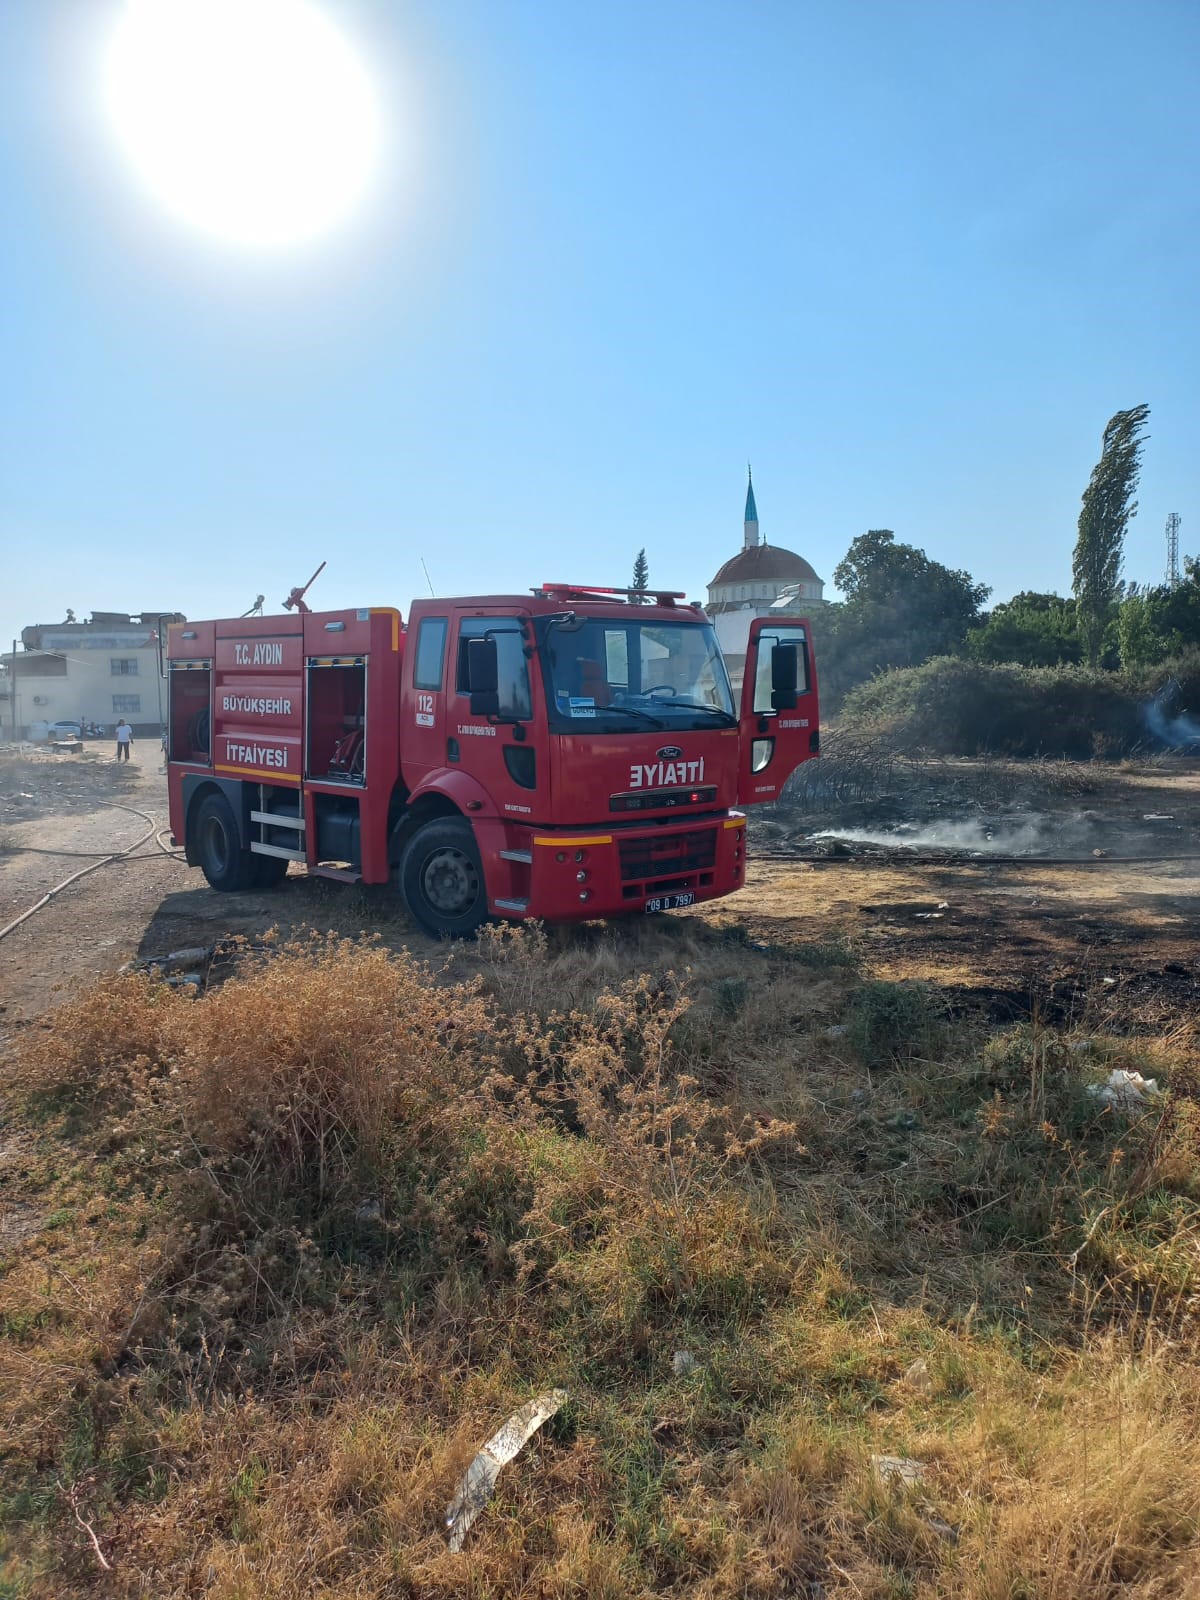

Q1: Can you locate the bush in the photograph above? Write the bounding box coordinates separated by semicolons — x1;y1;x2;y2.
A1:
838;657;1142;757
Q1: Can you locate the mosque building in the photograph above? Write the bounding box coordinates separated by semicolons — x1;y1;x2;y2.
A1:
705;469;824;687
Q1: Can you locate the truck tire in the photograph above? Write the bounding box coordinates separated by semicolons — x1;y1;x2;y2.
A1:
194;793;257;893
398;816;488;938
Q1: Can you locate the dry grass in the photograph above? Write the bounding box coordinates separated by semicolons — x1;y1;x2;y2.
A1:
3;926;1200;1598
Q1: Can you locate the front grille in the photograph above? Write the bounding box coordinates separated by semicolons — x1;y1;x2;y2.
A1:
618;827;717;885
611;785;717;812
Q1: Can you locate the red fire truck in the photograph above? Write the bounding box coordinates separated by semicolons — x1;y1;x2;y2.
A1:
164;585;818;937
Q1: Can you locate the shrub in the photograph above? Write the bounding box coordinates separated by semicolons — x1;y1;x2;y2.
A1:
13;971;185;1108
844;981;946;1068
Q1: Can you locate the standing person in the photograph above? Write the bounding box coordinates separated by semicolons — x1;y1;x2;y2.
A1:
115;718;133;761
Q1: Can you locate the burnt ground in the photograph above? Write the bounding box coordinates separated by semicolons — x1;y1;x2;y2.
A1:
1;750;1199;1041
730;754;1200;1032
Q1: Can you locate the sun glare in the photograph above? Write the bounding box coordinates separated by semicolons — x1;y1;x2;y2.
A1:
101;0;382;251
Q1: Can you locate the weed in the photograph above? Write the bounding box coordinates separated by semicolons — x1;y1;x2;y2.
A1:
844;981;946;1068
3;930;1200;1597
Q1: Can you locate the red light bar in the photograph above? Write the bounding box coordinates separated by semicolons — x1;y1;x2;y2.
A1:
538;583;688;602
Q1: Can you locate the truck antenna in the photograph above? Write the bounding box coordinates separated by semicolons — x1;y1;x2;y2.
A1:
420;558;435;597
282;561;326;614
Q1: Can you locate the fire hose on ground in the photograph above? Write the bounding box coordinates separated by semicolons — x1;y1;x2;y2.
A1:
0;802;181;946
753;848;1200;867
3;807;1199;949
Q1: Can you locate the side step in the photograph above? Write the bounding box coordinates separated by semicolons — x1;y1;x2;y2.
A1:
250;842;306;862
251;798;307;863
493;897;529;913
311;864;362;883
251;809;304;830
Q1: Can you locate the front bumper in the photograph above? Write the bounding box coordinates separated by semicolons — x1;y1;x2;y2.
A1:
488;812;748;921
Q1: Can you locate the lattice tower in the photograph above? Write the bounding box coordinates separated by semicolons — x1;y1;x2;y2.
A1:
1166;512;1182;588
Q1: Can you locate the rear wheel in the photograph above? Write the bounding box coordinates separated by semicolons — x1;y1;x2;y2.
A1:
398;817;488;938
194;793;256;893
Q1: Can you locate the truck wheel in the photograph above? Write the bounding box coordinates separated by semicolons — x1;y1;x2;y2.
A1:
398;817;487;938
194;793;256;893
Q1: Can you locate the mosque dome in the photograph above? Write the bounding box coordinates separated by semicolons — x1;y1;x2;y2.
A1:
706;469;824;613
711;544;822;589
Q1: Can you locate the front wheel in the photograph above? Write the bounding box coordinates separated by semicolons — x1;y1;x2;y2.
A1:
397;817;488;938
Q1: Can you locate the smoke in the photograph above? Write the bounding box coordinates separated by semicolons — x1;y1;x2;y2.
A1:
811;815;1068;857
1143;679;1200;749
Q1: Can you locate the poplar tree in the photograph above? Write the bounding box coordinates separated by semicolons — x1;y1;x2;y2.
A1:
632;548;649;598
1072;405;1150;666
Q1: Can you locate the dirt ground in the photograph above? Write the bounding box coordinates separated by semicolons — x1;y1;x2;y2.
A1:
2;749;1198;1041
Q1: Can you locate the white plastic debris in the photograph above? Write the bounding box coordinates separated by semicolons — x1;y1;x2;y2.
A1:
672;1350;697;1376
163;946;210;968
445;1389;567;1552
1086;1068;1160;1112
871;1455;926;1488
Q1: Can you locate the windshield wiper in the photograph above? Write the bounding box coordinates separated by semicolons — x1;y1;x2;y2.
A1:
655;700;736;719
593;704;666;729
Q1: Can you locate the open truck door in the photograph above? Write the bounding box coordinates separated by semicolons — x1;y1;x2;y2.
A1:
736;616;819;806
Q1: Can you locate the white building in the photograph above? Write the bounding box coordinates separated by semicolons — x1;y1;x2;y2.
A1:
3;611;183;739
706;471;823;687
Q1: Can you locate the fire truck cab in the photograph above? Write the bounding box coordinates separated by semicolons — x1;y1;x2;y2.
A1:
165;586;818;936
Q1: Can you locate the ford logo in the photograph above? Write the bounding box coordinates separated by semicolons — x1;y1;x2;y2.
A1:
656;745;684;759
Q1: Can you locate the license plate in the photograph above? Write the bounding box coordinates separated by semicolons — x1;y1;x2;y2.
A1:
645;892;695;913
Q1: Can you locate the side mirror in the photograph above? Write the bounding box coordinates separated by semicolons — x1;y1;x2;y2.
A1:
770;642;799;711
467;636;500;718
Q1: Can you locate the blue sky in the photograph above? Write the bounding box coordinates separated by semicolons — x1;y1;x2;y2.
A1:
2;0;1197;649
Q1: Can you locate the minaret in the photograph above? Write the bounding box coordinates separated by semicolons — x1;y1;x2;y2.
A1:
743;464;759;551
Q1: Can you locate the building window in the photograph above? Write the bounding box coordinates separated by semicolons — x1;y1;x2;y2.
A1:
111;657;139;675
112;694;141;715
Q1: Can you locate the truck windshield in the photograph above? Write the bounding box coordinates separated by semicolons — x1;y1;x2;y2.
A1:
537;617;736;731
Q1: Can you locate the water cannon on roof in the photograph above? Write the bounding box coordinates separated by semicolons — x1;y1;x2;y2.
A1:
283;561;327;614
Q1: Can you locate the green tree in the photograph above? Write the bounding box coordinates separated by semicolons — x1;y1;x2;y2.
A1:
632;548;649;598
1072;404;1150;666
815;530;989;709
967;592;1081;666
1117;592;1156;670
1110;560;1200;668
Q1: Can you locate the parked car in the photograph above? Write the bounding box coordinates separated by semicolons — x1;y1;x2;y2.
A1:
47;720;83;740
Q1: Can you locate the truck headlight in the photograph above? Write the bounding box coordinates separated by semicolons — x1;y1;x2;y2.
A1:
751;738;774;773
